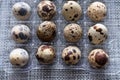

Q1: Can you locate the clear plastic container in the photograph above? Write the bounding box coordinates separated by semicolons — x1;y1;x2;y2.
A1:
1;0;120;75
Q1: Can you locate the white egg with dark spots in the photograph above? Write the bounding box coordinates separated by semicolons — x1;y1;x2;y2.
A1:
12;2;31;20
88;49;109;68
37;0;56;20
88;23;108;45
87;1;107;22
9;48;29;67
62;1;82;22
11;24;31;43
37;21;56;42
36;45;56;64
62;46;81;65
64;23;82;42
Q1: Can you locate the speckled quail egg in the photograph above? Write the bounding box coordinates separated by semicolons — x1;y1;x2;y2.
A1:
11;24;31;43
36;45;56;64
37;21;56;42
88;23;108;45
62;1;82;22
12;2;31;20
62;46;81;65
87;1;107;22
37;0;56;20
64;23;82;42
9;48;29;67
88;49;109;68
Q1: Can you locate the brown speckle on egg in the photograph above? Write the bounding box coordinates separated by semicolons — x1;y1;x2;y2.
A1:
77;55;80;59
73;49;76;53
65;9;68;11
74;14;78;18
65;55;70;61
88;34;93;42
42;5;51;12
90;53;94;56
73;56;76;60
95;52;108;66
70;7;73;9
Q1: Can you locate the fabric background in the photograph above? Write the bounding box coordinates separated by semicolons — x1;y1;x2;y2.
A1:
1;0;120;80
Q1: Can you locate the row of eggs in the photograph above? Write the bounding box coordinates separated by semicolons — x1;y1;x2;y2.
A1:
10;45;109;68
12;1;107;22
11;22;108;45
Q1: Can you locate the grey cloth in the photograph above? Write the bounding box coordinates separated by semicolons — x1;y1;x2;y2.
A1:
1;0;120;80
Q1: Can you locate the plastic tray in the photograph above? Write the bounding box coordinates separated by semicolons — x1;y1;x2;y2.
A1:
1;0;120;75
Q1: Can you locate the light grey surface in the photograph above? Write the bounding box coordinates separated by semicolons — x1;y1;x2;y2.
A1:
1;0;120;79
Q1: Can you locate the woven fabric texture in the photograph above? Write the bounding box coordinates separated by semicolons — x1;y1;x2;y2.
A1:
1;0;120;80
